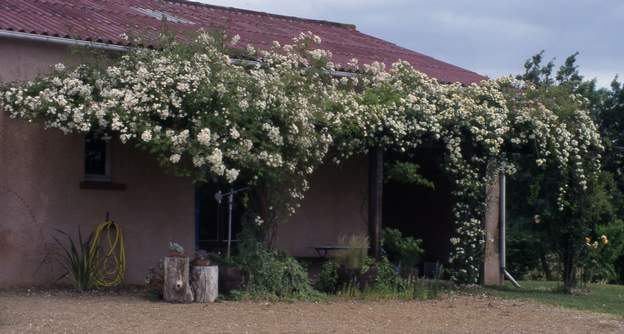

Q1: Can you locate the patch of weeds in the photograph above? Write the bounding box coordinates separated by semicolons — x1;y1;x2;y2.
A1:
336;277;450;301
319;254;452;301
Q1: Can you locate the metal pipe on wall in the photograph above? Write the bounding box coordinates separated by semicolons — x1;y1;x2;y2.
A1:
500;172;506;273
499;171;520;288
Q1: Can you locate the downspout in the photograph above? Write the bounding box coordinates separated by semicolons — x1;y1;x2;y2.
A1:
499;171;520;287
499;172;506;280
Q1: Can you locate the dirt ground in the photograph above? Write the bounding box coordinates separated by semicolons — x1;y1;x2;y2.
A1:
0;290;622;334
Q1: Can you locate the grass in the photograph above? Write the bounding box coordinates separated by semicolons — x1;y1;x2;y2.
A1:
478;281;624;317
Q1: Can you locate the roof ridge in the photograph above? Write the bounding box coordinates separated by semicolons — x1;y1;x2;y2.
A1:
339;29;482;76
163;0;357;30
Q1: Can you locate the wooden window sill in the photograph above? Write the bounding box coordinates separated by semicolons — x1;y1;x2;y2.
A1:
79;181;126;190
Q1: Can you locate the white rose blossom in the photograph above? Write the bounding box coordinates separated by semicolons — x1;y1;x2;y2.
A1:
141;130;152;142
169;154;181;164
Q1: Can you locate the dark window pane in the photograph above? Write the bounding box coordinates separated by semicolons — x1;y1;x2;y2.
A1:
197;185;220;241
85;135;107;175
196;183;245;253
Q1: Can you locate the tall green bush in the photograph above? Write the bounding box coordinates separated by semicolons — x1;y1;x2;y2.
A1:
382;228;423;269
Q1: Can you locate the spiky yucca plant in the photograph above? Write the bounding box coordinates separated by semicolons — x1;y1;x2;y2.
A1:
53;228;98;291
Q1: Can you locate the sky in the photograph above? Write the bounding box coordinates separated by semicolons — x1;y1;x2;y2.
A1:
192;0;623;87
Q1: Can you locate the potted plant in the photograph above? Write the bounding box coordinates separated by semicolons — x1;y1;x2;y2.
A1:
168;241;186;257
191;249;212;267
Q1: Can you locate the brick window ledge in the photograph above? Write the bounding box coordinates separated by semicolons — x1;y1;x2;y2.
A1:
79;180;126;190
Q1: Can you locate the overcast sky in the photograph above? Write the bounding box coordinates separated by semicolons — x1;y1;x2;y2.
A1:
193;0;622;87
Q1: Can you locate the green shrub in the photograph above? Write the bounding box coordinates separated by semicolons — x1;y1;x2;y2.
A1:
316;261;339;293
372;256;399;288
233;226;315;299
382;228;423;269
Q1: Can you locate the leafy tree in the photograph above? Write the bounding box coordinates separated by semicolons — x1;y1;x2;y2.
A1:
510;51;624;290
517;50;555;86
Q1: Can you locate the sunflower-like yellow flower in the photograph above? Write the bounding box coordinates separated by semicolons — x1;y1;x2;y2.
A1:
601;235;608;246
585;236;592;245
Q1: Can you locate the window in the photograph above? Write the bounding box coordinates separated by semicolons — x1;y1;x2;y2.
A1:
84;132;111;182
195;183;244;253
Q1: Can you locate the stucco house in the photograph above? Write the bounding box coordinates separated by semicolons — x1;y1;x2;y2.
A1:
0;0;489;287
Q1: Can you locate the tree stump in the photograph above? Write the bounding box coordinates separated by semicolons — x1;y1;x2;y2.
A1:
163;257;194;303
191;265;218;303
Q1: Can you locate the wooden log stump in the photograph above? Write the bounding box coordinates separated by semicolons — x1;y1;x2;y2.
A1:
163;256;194;303
191;265;218;303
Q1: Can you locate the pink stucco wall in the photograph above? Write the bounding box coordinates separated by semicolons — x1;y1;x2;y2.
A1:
0;37;368;288
276;158;369;257
0;38;195;287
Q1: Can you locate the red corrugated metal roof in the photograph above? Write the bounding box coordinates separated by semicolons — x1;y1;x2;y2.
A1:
0;0;486;84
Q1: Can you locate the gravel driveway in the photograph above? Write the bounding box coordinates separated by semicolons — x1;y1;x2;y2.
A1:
1;290;622;333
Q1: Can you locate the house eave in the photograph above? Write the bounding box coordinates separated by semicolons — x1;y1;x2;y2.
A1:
0;30;131;52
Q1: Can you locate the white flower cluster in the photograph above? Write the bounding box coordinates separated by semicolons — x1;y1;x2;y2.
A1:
197;128;211;146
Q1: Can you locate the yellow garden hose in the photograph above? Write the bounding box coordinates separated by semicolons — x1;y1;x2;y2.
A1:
89;220;126;287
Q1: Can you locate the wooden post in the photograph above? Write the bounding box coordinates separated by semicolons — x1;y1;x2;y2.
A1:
368;148;383;259
483;174;502;285
163;257;194;303
191;265;219;303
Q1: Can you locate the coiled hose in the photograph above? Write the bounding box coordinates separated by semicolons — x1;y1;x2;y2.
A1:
89;220;126;287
